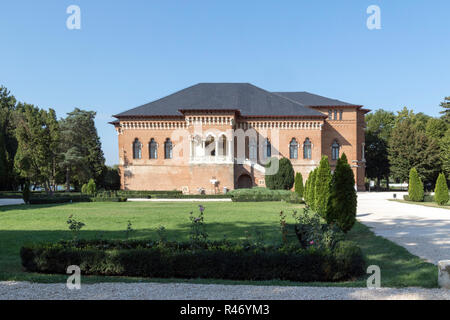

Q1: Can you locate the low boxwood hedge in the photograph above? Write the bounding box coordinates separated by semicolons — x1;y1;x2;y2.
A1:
229;188;301;203
403;194;435;202
20;239;364;282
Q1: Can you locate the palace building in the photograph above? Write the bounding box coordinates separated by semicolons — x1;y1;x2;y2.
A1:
111;83;369;193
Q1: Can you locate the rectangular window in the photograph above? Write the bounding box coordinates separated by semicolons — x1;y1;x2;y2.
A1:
339;110;343;120
334;110;338;120
328;110;332;120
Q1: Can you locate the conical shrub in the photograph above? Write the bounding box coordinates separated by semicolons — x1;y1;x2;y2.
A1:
408;168;424;202
434;173;449;205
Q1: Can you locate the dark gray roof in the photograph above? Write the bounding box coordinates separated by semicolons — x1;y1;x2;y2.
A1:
273;91;357;107
114;83;325;118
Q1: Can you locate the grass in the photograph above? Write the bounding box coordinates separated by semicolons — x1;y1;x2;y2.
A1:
390;199;450;210
0;201;437;287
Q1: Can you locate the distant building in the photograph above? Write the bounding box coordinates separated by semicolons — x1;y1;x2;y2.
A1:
111;83;369;193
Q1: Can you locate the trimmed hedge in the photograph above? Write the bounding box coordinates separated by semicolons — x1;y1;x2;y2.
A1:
229;188;299;202
20;239;365;282
403;194;441;203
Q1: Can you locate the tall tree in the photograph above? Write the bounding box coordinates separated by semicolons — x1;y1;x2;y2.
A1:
365;109;395;188
441;129;450;180
440;97;450;124
365;109;396;141
14;104;60;194
365;131;390;188
0;86;18;190
60;108;106;189
388;119;441;184
426;117;448;141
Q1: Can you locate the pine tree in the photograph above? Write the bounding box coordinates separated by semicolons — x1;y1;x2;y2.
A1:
265;157;295;190
434;173;449;205
294;172;304;198
408;167;424;202
326;153;357;233
314;156;332;217
440;97;450;124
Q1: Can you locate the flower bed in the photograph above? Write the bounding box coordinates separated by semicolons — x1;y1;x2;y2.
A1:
20;239;365;282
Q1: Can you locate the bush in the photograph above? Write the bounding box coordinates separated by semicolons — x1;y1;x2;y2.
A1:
294;172;304;198
434;173;449;205
408;168;424;202
229;188;294;202
314;156;332;217
86;179;97;196
20;239;365;282
265;158;295;190
306;169;318;209
325;153;357;233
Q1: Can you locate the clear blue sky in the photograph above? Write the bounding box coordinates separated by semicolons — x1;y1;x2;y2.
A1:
1;1;449;165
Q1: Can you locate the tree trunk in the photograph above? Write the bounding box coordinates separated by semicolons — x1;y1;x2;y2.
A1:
65;167;71;192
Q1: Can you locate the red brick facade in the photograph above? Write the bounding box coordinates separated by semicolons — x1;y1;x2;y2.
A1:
111;84;369;193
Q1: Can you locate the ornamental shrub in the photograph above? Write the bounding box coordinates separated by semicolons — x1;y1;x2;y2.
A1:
326;153;357;233
86;178;97;196
314;156;332;217
265;158;295;190
294;172;304;198
408;168;424;202
434;173;449;205
307;169;318;209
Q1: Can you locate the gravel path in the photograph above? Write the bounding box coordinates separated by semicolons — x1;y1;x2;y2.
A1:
0;199;24;206
357;192;450;264
1;281;449;300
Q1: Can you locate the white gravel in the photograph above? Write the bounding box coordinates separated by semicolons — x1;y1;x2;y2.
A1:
357;192;450;264
1;281;449;300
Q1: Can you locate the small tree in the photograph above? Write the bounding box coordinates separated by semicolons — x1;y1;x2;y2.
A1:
307;169;318;209
294;172;304;198
434;173;449;205
265;158;295;190
314;156;332;217
408;167;424;202
22;180;31;204
86;178;97;195
326;153;357;233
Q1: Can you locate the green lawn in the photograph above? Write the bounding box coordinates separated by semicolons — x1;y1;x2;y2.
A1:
0;201;437;287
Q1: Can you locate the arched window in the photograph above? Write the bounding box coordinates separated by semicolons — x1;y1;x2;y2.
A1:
133;138;142;159
164;138;173;159
218;135;227;156
249;138;257;160
205;135;215;156
303;138;312;159
289;138;298;159
149;138;157;159
265;138;271;158
332;140;340;160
